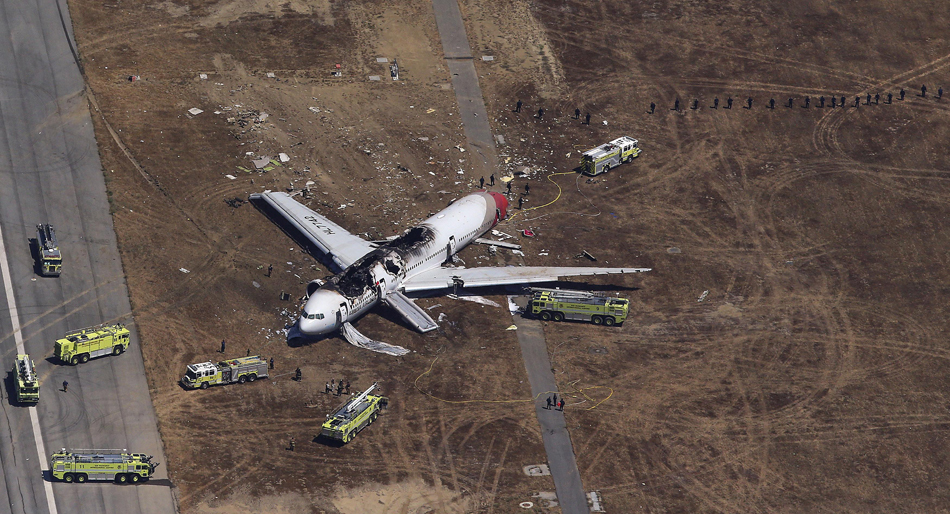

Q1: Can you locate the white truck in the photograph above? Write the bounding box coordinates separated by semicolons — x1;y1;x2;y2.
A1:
181;355;268;389
581;136;641;176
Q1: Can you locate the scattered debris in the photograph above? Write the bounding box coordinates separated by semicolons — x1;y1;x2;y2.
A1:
225;174;236;180
481;55;495;61
426;108;436;113
588;491;605;513
698;290;709;302
266;72;275;78
308;106;319;114
523;464;551;476
278;153;290;163
252;281;260;289
519;502;534;509
438;313;448;322
128;75;141;82
578;250;597;261
425;303;442;311
224;197;246;208
198;73;208;80
376;57;389;63
448;294;501;307
187;107;203;116
257;113;269;123
523;229;535;237
667;247;682;254
369;75;381;81
495;134;506;145
179;268;190;273
252;156;272;170
506;325;518;331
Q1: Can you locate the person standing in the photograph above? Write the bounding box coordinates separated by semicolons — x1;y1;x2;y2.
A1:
246;348;250;357
585;112;591;125
295;367;301;381
515;100;522;112
874;93;880;105
289;438;295;451
712;97;720;109
840;95;846;107
692;99;699;110
220;340;226;353
62;381;68;393
818;96;825;108
269;357;274;370
649;102;656;114
267;264;273;277
552;393;557;407
726;97;733;109
545;396;552;409
887;92;892;104
804;97;810;108
747;97;753;109
574;108;581;119
939;87;944;100
325;381;331;394
479;177;485;188
518;196;524;209
506;181;512;194
558;399;564;411
922;84;927;97
673;99;680;111
345;380;351;394
787;97;794;108
769;98;775;109
854;96;860;108
900;88;905;101
524;183;530;195
537;107;544;119
489;174;495;186
831;96;837;108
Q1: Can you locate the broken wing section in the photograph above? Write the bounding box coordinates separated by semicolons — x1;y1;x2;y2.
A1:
249;191;375;270
382;290;439;333
401;266;651;293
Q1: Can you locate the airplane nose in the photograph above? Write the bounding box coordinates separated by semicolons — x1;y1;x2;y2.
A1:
298;316;335;336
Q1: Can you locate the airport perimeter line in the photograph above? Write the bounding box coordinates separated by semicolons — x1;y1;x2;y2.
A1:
0;223;59;514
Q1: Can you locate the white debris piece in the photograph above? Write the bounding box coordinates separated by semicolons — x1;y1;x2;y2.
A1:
438;313;448;322
188;108;203;116
376;57;389;63
698;290;709;302
198;73;208;80
451;295;501;308
258;113;269;123
369;75;381;81
179;268;190;273
278;153;290;163
266;72;276;78
225;174;237;180
252;156;271;169
481;55;495;61
309;106;320;113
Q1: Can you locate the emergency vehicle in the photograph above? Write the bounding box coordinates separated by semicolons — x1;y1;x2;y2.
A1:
529;288;630;326
36;223;62;276
320;382;388;443
54;323;131;365
181;355;268;389
49;448;158;484
13;354;39;404
580;136;640;176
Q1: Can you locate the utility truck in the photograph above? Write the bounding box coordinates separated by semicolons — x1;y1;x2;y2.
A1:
320;382;388;443
13;354;39;404
529;288;629;326
580;136;640;176
36;223;62;276
49;449;158;484
181;355;268;389
54;324;130;365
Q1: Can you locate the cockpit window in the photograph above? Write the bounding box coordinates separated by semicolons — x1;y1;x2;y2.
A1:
303;311;325;320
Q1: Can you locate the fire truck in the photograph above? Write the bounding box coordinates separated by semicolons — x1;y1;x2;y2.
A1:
180;355;268;389
529;288;630;326
54;324;131;365
36;224;62;276
13;354;39;404
580;136;640;176
49;449;158;484
320;382;388;443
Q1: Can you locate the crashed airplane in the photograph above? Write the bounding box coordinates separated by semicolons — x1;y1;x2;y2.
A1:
250;190;650;355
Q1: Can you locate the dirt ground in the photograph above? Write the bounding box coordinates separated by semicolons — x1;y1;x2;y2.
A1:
68;0;950;512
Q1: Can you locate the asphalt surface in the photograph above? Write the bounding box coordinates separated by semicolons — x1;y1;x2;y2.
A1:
430;1;589;511
431;0;498;178
0;0;176;513
514;319;589;514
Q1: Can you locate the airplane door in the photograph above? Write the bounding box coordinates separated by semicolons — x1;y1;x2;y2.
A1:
447;235;457;261
337;303;348;324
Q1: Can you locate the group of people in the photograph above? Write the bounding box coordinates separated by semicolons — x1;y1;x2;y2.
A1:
514;100;592;126
545;394;565;411
654;85;944;114
326;378;351;396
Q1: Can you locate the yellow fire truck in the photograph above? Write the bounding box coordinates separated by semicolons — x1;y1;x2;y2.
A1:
320;382;388;443
13;354;39;404
36;224;62;276
49;448;158;484
180;355;268;389
529;289;630;326
580;136;640;176
54;324;131;365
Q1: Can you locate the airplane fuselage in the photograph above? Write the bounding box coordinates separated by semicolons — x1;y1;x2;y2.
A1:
298;191;508;335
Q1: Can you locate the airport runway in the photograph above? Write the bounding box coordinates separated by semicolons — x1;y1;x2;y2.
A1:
430;1;590;512
0;0;176;513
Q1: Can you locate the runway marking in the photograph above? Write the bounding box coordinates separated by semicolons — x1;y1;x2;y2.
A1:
0;222;59;514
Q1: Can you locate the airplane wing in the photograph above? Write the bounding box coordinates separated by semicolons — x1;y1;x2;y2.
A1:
249;191;375;270
401;266;651;293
